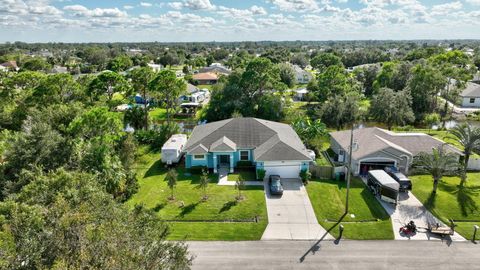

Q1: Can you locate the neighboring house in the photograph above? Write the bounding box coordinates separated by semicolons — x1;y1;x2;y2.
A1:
147;62;163;72
180;84;206;104
50;65;68;74
293;65;312;84
294;88;308;101
183;117;312;178
199;63;231;75
330;127;463;175
0;61;19;71
192;72;218;84
460;82;480;108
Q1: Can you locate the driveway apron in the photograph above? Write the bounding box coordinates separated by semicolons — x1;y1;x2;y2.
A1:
261;178;334;240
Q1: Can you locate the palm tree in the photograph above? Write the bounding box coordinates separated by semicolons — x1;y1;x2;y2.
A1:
165;168;178;200
449;123;480;186
415;145;459;194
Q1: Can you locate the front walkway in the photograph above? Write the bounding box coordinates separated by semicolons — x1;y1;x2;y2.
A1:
217;167;263;186
261;178;334;240
379;191;466;241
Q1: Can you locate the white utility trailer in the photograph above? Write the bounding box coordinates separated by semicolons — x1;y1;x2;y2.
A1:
161;134;187;165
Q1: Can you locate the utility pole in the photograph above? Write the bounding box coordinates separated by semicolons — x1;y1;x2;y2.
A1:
345;124;354;215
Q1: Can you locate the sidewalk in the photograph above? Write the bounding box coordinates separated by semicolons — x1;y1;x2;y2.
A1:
217;167;264;186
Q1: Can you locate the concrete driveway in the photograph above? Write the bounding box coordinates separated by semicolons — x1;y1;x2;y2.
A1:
261;178;333;240
379;191;466;241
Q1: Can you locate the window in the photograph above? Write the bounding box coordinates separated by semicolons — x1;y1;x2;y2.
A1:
240;150;249;161
193;154;205;160
470;98;476;104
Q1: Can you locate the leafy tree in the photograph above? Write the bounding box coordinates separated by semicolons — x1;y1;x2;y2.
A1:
320;94;361;130
0;169;191;269
149;70;186;126
424;113;441;131
124;106;148;130
414;145;459;194
353;65;379;97
278;63;296;88
314;65;353;101
406;63;446;119
107;55;133;72
29;73;82;105
450;123;480;186
291;53;308;68
369;88;415;130
256;94;285;122
158;52;180;67
212;49;229;61
68;107;123;143
310;53;342;72
429;50;474;126
88;71;129;103
198;169;210;201
373;62;412;92
21;57;51;72
128;66;154;129
166;168;178;200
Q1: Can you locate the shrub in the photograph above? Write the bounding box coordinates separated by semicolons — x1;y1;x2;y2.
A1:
299;169;311;185
256;168;266;180
236;161;253;168
134;122;180;149
189;166;208;174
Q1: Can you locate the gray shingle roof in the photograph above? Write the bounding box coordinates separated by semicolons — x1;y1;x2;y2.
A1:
189;144;209;154
210;136;237;152
184;118;310;161
330;127;463;160
460;82;480;97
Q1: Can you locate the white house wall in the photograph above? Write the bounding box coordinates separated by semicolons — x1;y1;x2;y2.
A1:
462;97;480;108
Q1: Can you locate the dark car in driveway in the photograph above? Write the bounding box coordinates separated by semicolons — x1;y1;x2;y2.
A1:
384;167;412;192
269;175;284;196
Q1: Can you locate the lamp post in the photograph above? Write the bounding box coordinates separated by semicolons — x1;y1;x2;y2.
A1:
345;124;355;215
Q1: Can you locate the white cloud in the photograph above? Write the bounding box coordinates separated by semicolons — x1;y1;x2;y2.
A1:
267;0;319;12
466;0;480;5
431;1;462;16
140;2;152;7
124;5;134;10
216;5;267;17
64;5;127;17
168;2;184;10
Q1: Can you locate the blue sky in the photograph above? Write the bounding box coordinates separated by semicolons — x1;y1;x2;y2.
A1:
1;0;480;42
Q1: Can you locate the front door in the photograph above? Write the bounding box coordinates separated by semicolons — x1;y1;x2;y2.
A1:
219;155;230;167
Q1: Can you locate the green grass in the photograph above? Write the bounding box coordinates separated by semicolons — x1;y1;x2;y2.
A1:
315;154;331;166
196;84;213;91
149;108;167;120
227;169;257;181
410;173;480;240
127;146;267;240
306;177;393;240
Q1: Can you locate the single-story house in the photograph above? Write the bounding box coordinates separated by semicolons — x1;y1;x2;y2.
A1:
0;61;19;71
460;82;480;108
199;63;231;75
294;88;309;101
50;66;68;74
330;127;463;175
192;72;218;84
293;65;313;84
183;117;312;179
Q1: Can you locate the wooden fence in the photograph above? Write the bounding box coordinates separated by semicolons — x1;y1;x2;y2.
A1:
310;164;334;179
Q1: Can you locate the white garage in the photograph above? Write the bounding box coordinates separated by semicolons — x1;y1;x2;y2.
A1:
263;161;302;179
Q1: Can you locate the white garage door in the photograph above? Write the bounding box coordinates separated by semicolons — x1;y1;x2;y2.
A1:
263;161;302;179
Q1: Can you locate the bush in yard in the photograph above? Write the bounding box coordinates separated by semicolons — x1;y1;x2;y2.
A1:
235;174;246;201
236;161;253;168
198;169;210;201
299;169;311;185
256;168;266;181
189;166;208;174
134;122;180;149
166;168;178;200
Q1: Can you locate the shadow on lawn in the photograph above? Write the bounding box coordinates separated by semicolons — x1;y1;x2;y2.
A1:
441;183;480;217
177;202;200;218
219;200;237;213
153;202;166;212
360;188;389;220
144;160;166;178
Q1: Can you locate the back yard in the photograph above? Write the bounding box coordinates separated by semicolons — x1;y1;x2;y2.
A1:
410;173;480;240
306;177;393;240
127;146;268;240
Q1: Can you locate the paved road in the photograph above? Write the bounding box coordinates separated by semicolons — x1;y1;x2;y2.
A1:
379;191;466;241
261;178;333;240
188;240;480;270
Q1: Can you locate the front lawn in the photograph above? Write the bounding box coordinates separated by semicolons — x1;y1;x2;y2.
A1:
227;169;257;181
410;173;480;240
306;177;393;240
127;146;268;240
